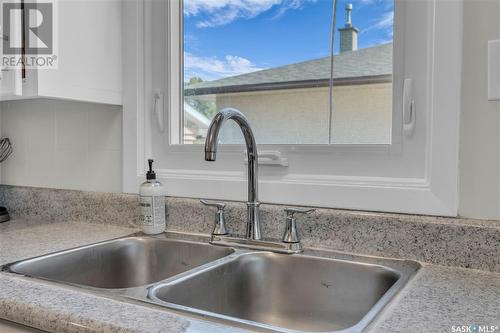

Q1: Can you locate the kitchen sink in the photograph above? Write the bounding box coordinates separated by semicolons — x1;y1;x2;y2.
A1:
3;233;419;332
4;236;234;289
150;252;403;332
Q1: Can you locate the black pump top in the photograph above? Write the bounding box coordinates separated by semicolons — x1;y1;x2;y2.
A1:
146;159;156;180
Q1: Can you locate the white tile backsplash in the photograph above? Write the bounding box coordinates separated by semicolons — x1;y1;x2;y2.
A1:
87;148;122;192
55;102;89;151
0;99;122;192
88;106;122;151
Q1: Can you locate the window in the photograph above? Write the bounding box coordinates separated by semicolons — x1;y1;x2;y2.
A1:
123;0;462;217
181;0;394;145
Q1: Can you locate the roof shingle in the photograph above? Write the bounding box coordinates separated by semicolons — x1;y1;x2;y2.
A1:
186;43;392;95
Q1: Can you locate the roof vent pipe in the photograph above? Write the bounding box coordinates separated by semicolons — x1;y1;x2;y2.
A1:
339;3;358;53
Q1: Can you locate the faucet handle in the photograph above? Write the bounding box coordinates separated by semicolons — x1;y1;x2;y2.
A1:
200;199;226;210
282;207;315;244
200;200;228;236
284;207;315;218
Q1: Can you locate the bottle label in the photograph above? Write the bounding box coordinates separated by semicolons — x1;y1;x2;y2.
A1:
140;196;165;227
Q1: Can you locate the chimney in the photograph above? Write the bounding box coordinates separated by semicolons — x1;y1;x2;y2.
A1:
339;3;359;53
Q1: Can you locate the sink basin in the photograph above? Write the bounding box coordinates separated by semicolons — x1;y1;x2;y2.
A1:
4;233;417;333
150;252;401;332
5;236;234;289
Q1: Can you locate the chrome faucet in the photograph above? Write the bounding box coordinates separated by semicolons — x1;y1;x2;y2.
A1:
204;108;262;240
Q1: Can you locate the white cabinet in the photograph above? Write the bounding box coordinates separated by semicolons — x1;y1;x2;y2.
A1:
0;1;22;98
0;0;122;105
0;67;22;98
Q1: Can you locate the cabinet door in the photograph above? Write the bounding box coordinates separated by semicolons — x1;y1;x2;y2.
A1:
37;0;122;105
0;69;23;98
0;1;23;99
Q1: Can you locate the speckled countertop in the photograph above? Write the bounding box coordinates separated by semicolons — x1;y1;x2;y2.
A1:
0;219;499;333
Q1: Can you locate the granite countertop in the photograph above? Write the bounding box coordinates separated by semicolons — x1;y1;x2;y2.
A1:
0;219;499;333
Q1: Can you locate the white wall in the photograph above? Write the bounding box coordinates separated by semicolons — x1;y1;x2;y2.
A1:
459;0;500;219
0;99;122;192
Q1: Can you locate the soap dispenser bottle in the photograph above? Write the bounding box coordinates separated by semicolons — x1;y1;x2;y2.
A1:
139;159;166;234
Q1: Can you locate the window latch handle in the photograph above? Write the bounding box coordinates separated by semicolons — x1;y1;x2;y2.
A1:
153;90;164;132
403;78;416;137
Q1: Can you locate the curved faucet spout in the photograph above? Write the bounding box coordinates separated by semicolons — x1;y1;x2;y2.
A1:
205;108;259;203
204;108;261;240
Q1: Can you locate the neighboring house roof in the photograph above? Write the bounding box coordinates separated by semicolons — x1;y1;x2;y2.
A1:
186;43;392;96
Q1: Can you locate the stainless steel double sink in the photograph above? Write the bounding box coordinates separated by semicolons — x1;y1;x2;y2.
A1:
2;233;420;332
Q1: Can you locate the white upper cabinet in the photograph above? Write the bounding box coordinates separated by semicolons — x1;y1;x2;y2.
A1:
0;0;122;105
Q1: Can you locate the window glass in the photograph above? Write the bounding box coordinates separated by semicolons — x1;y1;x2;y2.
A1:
183;0;394;145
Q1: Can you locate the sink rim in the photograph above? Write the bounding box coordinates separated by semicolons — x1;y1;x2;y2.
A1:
148;251;413;333
2;232;421;333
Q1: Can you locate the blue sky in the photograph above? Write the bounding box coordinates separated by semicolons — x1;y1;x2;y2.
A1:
184;0;394;81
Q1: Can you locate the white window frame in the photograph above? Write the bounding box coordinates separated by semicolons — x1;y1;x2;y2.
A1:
123;0;463;216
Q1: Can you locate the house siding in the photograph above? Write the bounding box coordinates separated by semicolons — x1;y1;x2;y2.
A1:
214;83;392;144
